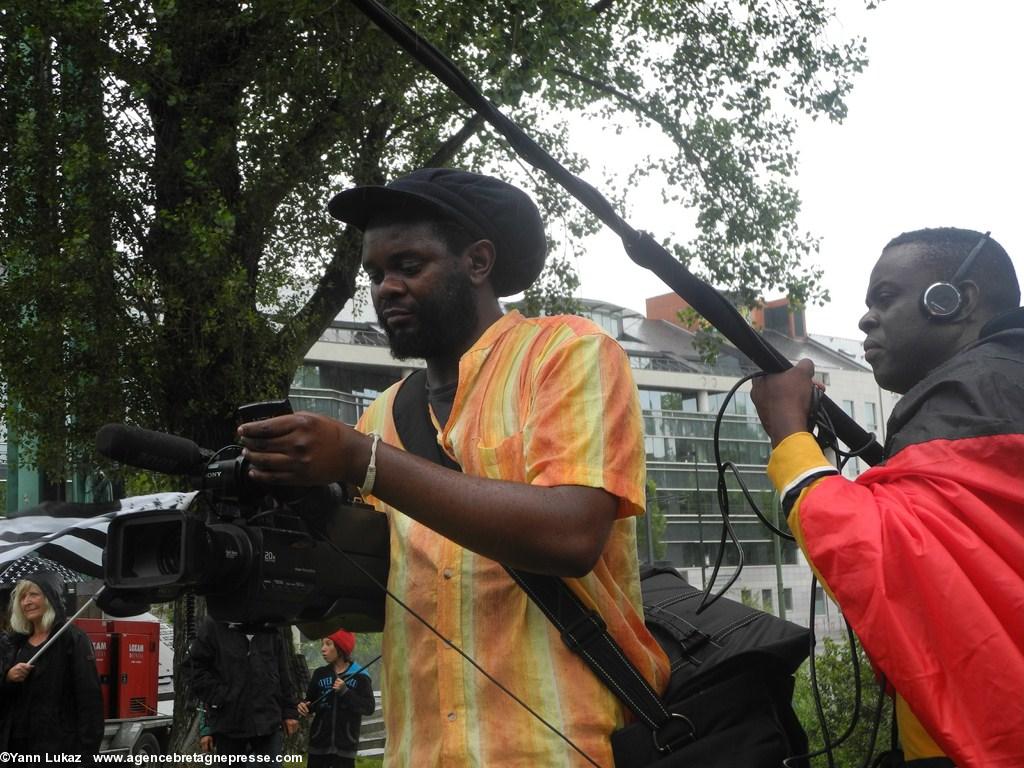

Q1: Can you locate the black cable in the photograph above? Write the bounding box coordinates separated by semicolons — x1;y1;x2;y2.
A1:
696;372;756;610
809;402;878;471
782;579;863;767
702;375;885;766
711;373;781;535
784;391;890;767
787;578;833;768
838;432;880;462
695;499;743;613
698;371;797;613
869;702;901;767
860;674;888;768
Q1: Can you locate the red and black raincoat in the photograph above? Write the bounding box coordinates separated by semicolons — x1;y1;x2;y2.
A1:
767;308;1024;767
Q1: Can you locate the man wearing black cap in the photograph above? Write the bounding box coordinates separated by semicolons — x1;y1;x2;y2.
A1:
239;169;668;766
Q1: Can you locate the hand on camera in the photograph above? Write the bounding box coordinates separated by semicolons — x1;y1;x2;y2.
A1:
238;412;371;486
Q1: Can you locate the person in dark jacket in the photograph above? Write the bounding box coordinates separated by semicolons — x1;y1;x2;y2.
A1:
181;616;299;760
0;571;103;760
751;228;1024;766
298;629;374;768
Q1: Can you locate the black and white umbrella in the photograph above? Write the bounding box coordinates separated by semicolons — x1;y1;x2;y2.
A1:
0;553;91;586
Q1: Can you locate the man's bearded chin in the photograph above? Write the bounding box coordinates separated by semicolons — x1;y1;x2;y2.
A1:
379;273;479;361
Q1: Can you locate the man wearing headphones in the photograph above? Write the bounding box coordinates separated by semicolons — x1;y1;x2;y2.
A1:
751;228;1024;767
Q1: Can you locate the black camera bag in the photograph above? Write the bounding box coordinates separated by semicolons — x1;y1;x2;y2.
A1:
508;564;810;768
615;566;809;767
394;370;810;767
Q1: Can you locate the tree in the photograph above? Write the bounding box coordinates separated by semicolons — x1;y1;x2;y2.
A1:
0;0;877;750
794;636;894;767
637;477;668;563
1;0;877;478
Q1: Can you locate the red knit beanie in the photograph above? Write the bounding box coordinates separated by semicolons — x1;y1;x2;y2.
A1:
328;628;356;657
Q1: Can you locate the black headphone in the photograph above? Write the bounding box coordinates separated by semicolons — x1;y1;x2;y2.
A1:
921;231;991;319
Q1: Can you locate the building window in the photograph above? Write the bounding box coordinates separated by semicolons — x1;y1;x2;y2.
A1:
761;588;773;613
864;401;878;433
638;389;698;413
783;588;793;612
764;305;790;335
583;308;622;338
706;390;755;416
292;364;321;388
792;311;806;338
840;399;861;478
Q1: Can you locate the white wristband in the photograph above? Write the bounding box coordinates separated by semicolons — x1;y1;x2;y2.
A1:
361;432;382;495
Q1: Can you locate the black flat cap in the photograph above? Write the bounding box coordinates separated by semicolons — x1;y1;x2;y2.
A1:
328;168;547;297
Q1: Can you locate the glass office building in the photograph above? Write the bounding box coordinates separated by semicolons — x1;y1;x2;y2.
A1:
280;295;896;635
0;294;888;634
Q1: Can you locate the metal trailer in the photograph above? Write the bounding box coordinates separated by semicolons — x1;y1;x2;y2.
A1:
99;715;174;756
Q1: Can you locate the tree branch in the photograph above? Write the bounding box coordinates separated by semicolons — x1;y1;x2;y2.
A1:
551;65;752;251
271;226;364;378
234;98;347;273
551;66;703;170
236;87;401;277
423;113;485;168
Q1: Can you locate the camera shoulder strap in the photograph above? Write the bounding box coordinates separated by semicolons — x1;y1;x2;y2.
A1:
392;369;461;471
390;369;670;731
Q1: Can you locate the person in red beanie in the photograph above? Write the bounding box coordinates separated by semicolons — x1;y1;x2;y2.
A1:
298;629;375;768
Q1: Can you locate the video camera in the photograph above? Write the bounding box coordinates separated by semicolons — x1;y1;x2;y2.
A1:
95;401;389;633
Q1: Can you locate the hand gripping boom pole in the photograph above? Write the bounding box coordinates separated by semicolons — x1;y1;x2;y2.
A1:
349;0;884;466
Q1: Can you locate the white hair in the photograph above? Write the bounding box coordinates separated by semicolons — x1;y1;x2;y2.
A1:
9;580;56;635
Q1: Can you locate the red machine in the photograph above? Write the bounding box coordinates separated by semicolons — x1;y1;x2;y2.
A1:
76;618;113;716
75;618;160;720
110;620;160;718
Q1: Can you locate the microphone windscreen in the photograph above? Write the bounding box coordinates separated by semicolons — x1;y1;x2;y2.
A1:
96;423;208;475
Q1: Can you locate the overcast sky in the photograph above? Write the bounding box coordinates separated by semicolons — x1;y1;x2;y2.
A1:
571;0;1024;341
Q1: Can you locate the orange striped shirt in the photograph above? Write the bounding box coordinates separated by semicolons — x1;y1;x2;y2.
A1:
357;310;669;767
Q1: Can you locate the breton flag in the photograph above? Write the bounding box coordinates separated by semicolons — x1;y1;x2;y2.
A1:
0;492;196;582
